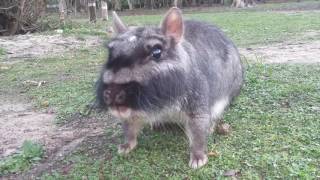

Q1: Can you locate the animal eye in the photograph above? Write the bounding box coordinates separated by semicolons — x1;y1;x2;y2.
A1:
151;48;162;59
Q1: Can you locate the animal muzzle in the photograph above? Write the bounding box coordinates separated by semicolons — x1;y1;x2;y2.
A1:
103;84;127;106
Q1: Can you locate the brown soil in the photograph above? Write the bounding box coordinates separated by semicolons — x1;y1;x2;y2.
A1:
0;93;115;179
0;100;109;158
240;32;320;64
0;100;55;158
0;34;102;64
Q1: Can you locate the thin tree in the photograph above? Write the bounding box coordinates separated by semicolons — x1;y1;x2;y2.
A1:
127;0;134;10
58;0;67;25
88;0;96;23
114;0;122;10
101;0;108;20
231;0;255;8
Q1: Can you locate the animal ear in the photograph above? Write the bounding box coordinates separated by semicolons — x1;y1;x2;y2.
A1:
112;11;127;34
160;7;184;44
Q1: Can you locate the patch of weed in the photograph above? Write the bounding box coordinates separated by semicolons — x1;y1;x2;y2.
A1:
0;48;5;56
0;48;5;61
0;141;44;176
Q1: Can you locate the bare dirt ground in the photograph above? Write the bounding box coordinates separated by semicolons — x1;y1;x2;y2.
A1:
240;39;320;64
0;33;111;179
0;97;108;159
1;31;320;178
0;34;102;64
0;93;113;179
0;98;55;158
0;33;105;158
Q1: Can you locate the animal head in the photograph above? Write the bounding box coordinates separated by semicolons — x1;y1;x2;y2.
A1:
97;8;190;119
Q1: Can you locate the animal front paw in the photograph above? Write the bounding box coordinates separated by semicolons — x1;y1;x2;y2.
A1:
189;152;208;169
118;142;137;155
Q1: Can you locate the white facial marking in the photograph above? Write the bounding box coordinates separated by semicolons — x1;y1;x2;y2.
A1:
211;98;229;119
128;36;137;42
103;70;114;84
108;42;115;48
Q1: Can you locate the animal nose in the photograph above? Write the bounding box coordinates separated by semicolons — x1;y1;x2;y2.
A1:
115;90;126;104
103;89;126;105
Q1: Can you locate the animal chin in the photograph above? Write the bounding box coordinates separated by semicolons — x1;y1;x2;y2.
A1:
110;106;132;119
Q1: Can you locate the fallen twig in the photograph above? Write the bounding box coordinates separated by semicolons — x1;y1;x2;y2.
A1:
0;5;17;10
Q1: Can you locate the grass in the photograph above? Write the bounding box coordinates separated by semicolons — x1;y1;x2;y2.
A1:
0;47;106;122
0;48;5;55
0;48;5;60
0;141;44;176
41;63;320;179
1;2;320;178
39;1;320;46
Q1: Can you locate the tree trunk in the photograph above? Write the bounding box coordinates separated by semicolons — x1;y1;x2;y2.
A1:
101;0;108;20
127;0;134;10
74;0;77;16
191;0;197;6
144;0;150;8
65;0;72;11
36;0;46;17
88;0;96;23
114;0;122;10
76;0;86;13
59;0;66;24
232;0;255;7
173;0;178;7
245;0;255;7
231;0;243;7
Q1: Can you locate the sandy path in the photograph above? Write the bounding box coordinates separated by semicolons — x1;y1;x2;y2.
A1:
240;40;320;64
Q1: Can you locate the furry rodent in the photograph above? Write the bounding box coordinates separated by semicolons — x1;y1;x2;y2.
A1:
96;8;243;169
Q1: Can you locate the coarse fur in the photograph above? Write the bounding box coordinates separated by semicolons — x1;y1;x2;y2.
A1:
95;8;243;169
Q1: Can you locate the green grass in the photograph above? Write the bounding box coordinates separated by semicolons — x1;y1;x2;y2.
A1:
40;2;320;46
0;141;44;176
0;47;106;122
0;48;5;55
41;63;320;179
0;48;5;60
253;0;320;11
114;11;320;46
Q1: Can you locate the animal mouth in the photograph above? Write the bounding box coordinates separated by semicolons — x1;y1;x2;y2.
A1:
110;105;132;119
116;106;129;113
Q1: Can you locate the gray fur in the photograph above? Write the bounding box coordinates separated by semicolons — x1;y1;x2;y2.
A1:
96;8;243;169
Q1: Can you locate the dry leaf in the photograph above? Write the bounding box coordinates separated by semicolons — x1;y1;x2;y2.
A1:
23;80;39;86
23;80;47;87
208;151;219;157
216;122;232;135
41;101;49;107
224;169;241;177
0;65;11;70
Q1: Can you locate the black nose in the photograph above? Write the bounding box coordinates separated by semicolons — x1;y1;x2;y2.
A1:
115;90;126;104
103;89;126;105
